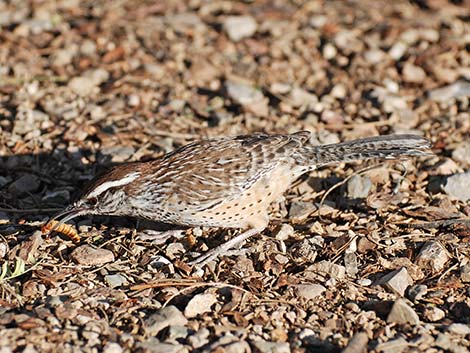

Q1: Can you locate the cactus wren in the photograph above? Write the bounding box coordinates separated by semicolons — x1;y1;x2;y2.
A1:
51;131;431;265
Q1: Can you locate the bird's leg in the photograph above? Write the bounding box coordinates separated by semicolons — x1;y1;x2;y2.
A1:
189;228;261;266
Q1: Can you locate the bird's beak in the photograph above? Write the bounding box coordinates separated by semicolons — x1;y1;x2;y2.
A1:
47;204;90;230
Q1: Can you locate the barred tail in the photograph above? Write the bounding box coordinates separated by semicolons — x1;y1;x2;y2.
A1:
304;134;432;167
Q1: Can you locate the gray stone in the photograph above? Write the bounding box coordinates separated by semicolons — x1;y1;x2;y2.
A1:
407;284;428;302
224;16;257;41
344;252;359;276
8;174;41;196
443;172;470;201
375;337;409;353
447;323;470;336
167;325;189;341
460;263;470;283
294;283;326;300
379;267;413;297
144;306;188;336
137;340;188;353
347;175;373;199
452;142;470;165
288;201;317;222
252;340;290;353
226;80;264;106
415;241;450;273
70;246;115;266
387;298;420;325
429;80;470;102
342;332;368;353
68;76;98;97
308;260;346;280
104;274;127;288
102;342;123;353
223;341;251;353
188;328;210;349
184;293;217;318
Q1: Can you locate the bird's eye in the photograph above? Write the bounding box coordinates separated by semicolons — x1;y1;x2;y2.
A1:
88;197;98;206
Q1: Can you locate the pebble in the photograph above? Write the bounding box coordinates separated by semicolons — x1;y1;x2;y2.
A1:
223;341;251;353
407;284;428;302
342;332;368;353
167;325;189;341
294;283;326;300
443;172;470;201
322;43;337;60
308;260;346;280
379;267;413;297
289;87;318;108
447;323;470;336
104;274;127;288
346;175;373;199
225;80;268;116
460;263;470;283
68;76;99;97
364;49;386;65
344;252;359;276
402;62;426;83
188;328;210;349
389;41;408;60
224;16;257;42
428;80;470;102
452;142;470;165
8;174;41;196
288;201;317;222
289;239;318;263
387;298;420;325
252;340;290;353
423;306;445;322
184;293;217;318
274;224;294;241
357;278;372;286
137;340;188;353
70;246;115;266
101;146;135;163
415;241;450;273
375;337;409;353
102;342;123;353
144;306;188;336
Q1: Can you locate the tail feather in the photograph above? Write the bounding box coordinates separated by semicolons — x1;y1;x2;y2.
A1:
303;134;432;167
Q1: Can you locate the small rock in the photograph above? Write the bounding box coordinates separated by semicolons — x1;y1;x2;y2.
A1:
289;87;318;108
137;340;188;353
274;224;294;241
127;94;140;107
387;298;420;325
452;142;470;165
364;49;386;65
42;190;70;203
423;306;445;322
167;325;189;341
294;284;326;300
289;239;319;263
252;340;290;353
101;146;135;163
428;80;470;102
224;16;257;42
407;284;428;302
342;332;368;353
323;43;337;60
447;323;470;336
70;246;115;266
344;252;359;276
188;328;210;349
226;80;268;116
443;172;470;201
347;175;373;199
308;260;346;280
402;62;426;83
415;241;450;273
223;341;251;353
460;263;470;283
184;293;217;318
68;76;98;97
288;201;317;222
379;267;413;297
144;306;188;336
102;342;123;353
389;41;408;60
104;274;127;288
357;237;377;253
357;278;372;286
8;174;41;196
375;337;409;353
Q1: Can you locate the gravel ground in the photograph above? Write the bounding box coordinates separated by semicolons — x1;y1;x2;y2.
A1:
0;1;469;352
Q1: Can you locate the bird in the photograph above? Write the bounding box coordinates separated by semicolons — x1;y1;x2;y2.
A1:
48;131;432;266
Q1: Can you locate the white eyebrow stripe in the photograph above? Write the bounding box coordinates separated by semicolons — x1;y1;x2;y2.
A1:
87;172;140;199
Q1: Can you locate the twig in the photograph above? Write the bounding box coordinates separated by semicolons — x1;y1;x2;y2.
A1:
0;207;62;214
393;218;470;229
